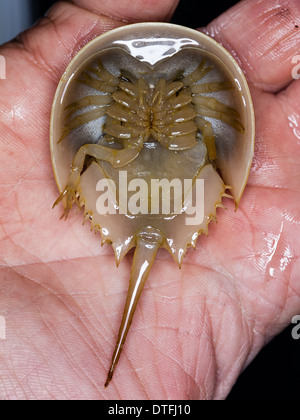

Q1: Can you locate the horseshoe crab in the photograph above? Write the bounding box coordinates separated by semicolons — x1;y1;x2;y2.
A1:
50;23;255;387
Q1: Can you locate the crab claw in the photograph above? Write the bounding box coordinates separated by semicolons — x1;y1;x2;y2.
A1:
53;186;81;220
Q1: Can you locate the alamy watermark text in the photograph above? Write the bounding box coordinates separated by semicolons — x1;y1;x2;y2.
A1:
292;55;300;80
96;171;205;226
0;55;6;80
0;316;6;340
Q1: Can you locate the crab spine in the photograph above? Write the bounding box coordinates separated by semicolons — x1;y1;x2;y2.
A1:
105;227;163;387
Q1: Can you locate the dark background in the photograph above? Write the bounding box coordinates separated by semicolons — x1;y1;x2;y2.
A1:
0;0;299;401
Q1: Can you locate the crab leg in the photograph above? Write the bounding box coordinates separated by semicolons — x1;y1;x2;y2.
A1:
53;144;140;218
182;60;213;86
105;117;146;139
192;95;241;119
65;95;113;120
157;120;197;137
194;104;244;132
154;106;196;124
195;116;216;160
77;72;117;93
163;81;184;98
105;228;163;387
106;104;146;125
118;81;140;97
169;92;192;110
59;108;108;143
89;61;119;85
191;81;233;94
158;133;197;150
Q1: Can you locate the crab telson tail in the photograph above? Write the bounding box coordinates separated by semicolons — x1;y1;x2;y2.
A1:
105;227;163;388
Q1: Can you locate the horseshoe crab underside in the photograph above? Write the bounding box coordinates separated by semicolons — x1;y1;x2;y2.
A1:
50;23;255;386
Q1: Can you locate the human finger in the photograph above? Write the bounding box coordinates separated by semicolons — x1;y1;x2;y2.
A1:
204;0;300;92
71;0;179;23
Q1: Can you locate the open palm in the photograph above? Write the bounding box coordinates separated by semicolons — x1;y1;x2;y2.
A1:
0;0;299;400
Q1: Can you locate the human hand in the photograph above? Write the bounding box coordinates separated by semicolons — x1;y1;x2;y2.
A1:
0;0;299;400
